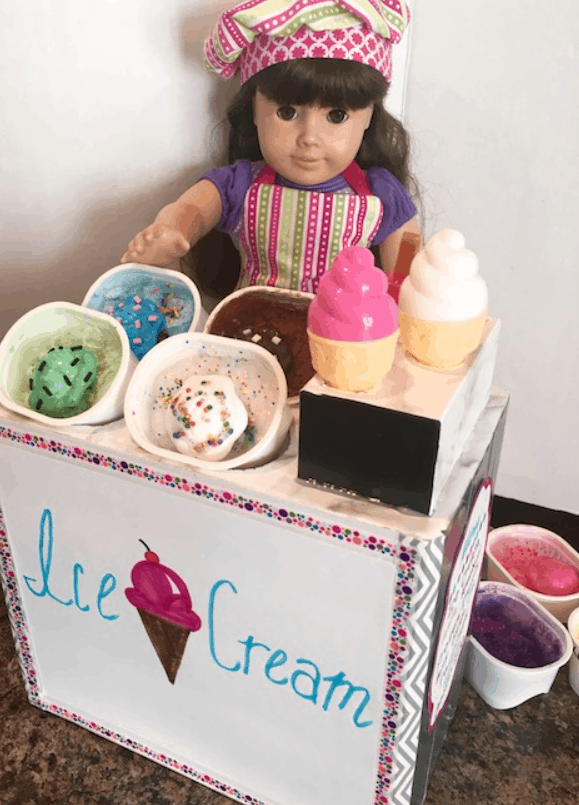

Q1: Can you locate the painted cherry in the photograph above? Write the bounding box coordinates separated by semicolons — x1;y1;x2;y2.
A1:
140;539;159;563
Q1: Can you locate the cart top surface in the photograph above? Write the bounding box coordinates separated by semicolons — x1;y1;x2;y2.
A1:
0;389;508;542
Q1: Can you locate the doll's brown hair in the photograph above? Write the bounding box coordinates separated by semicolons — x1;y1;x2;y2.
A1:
185;59;418;299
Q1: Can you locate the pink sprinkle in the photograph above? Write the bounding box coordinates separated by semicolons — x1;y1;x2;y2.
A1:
151;288;159;294
118;302;124;308
108;306;114;314
133;295;142;304
148;315;158;322
133;305;141;311
133;337;142;344
116;317;123;323
134;320;141;329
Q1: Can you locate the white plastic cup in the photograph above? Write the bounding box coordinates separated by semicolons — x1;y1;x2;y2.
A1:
464;581;573;709
83;263;202;341
204;285;314;334
486;525;579;622
568;607;579;696
124;332;292;471
204;285;314;404
0;302;137;426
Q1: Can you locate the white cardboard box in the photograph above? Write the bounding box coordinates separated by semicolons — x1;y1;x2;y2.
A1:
299;319;500;514
0;389;508;805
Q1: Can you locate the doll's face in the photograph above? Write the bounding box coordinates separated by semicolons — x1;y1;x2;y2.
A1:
253;90;373;185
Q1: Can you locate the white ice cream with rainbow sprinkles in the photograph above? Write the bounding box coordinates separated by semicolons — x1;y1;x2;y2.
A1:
165;374;248;461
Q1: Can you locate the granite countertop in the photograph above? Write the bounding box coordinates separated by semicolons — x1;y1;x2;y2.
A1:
1;594;578;805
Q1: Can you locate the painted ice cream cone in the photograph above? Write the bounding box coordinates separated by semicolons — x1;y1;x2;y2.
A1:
136;608;191;685
398;230;488;370
307;247;399;392
125;545;201;684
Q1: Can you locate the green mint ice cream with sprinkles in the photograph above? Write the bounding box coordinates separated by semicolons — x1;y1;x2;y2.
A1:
165;374;248;461
113;295;166;359
28;345;97;417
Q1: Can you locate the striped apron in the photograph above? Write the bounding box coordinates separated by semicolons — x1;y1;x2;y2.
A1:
236;161;383;294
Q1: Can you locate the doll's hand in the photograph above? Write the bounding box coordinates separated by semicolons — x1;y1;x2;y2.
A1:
121;224;190;267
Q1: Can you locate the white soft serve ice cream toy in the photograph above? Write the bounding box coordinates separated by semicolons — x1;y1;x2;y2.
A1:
398;229;488;369
165;374;248;461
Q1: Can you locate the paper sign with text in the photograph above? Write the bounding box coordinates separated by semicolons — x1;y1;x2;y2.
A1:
1;445;397;805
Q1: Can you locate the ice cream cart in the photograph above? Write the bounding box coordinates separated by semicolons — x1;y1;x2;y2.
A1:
0;373;507;805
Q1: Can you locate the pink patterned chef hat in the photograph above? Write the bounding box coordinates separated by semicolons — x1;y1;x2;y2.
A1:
204;0;411;85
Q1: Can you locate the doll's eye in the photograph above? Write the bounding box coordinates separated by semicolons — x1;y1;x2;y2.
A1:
277;106;298;121
327;109;349;124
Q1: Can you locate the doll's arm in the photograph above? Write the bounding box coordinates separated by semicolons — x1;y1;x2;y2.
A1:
379;217;422;276
121;180;222;267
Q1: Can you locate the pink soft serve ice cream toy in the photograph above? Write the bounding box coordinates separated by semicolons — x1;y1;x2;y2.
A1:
307;247;399;392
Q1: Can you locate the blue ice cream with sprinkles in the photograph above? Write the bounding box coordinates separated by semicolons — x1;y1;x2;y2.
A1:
113;296;166;359
83;265;200;356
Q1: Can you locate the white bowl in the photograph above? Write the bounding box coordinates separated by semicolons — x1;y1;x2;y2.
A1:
83;263;202;356
486;525;579;622
0;302;137;426
124;332;291;471
465;581;572;709
204;285;314;404
568;607;579;696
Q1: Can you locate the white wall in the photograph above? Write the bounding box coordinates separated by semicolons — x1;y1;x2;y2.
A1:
1;1;577;514
404;0;579;514
0;0;233;319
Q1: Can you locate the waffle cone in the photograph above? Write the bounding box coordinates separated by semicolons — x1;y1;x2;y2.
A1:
307;329;398;392
137;608;190;684
398;311;487;370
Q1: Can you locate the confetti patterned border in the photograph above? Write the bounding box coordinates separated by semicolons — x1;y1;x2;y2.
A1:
0;423;419;805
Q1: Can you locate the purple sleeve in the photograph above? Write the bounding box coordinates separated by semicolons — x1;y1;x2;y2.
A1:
199;160;256;234
366;167;417;246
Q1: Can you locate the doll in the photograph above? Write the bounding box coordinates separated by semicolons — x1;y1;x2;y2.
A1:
121;0;421;295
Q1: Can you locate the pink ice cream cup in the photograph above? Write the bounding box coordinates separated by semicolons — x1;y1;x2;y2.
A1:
307;247;399;392
486;525;579;622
